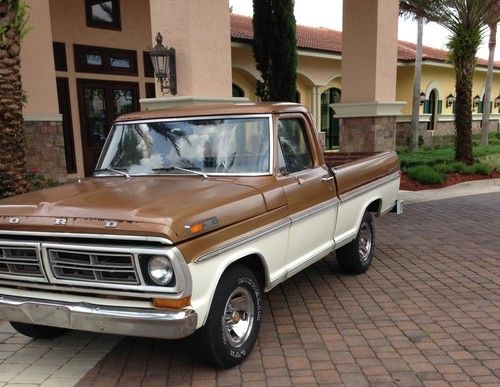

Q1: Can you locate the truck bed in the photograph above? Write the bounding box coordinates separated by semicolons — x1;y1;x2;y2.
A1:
324;151;400;197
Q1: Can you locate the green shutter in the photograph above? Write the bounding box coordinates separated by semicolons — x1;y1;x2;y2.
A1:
423;99;430;114
437;100;443;114
478;101;483;114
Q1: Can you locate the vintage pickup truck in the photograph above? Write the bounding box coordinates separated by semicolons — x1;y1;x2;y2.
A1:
0;103;401;367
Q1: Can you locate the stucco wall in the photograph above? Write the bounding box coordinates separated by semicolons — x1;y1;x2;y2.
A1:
49;0;155;177
397;63;500;116
22;0;59;118
149;0;232;97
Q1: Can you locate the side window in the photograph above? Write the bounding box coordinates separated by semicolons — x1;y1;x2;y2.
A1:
278;118;313;174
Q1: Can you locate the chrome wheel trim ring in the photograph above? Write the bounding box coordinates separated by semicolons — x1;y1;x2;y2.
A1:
222;286;255;348
358;222;373;263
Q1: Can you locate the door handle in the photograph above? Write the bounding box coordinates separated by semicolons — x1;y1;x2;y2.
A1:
321;176;334;182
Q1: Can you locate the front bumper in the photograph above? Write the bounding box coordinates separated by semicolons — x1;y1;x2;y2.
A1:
0;294;197;339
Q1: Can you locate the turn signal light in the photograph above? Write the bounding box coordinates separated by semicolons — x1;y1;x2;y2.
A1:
153;296;191;309
189;223;204;233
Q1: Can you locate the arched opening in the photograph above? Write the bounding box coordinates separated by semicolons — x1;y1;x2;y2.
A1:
232;83;245;98
424;88;441;131
321;87;341;149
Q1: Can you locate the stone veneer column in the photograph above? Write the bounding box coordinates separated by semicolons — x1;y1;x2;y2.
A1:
21;0;67;181
333;0;405;152
24;120;67;181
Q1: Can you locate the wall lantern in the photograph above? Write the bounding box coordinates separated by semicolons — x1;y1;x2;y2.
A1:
446;93;455;108
419;91;426;106
472;94;481;111
149;32;177;95
494;94;500;109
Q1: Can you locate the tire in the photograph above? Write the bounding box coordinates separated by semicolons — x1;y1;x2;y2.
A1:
195;264;262;368
10;322;67;339
336;211;375;274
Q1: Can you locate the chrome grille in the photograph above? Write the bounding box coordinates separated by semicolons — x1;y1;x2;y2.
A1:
0;246;43;277
48;249;139;285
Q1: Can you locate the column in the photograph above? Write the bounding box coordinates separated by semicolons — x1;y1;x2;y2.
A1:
311;86;318;124
315;86;322;129
332;0;405;152
144;0;242;109
21;0;66;181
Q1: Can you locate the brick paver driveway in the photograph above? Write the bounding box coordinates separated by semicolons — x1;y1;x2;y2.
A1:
5;192;500;386
77;192;500;386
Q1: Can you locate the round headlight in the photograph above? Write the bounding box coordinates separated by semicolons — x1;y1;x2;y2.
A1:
148;256;174;286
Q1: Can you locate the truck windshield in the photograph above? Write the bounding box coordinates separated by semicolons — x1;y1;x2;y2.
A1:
96;116;271;176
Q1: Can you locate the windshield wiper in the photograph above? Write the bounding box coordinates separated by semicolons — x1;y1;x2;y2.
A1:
153;167;208;179
94;167;131;179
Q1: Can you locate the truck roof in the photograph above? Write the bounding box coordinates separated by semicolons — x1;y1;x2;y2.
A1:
115;102;310;122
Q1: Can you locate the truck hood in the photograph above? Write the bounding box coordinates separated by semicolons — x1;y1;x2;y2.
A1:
0;177;267;243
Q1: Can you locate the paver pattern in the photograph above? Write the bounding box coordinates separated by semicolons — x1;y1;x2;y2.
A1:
76;192;500;386
0;322;120;386
1;192;499;386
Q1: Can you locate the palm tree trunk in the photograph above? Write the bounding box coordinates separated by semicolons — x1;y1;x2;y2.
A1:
0;2;28;197
410;15;424;152
480;22;497;146
454;57;475;165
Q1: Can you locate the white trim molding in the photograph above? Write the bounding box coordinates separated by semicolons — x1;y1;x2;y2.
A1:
395;113;500;123
23;114;63;122
396;114;431;123
140;96;249;111
331;101;406;118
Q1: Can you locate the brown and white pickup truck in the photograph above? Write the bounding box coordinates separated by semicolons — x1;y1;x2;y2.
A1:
0;103;401;367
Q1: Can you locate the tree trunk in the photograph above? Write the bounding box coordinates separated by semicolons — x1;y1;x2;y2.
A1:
410;16;424;152
454;56;475;165
480;22;497;146
0;5;28;197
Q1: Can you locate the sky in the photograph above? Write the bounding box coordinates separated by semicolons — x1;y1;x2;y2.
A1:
229;0;499;61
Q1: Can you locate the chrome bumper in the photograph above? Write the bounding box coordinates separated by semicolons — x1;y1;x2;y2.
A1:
0;294;198;340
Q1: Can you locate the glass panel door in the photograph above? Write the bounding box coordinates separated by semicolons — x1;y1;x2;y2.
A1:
78;80;139;176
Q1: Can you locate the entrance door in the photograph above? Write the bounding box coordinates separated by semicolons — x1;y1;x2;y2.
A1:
77;79;139;176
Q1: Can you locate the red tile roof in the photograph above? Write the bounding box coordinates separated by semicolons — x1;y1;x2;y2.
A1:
230;14;499;68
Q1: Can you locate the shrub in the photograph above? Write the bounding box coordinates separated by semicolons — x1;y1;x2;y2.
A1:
460;163;491;175
477;153;500;171
405;165;446;185
25;172;60;192
472;163;492;175
435;161;467;174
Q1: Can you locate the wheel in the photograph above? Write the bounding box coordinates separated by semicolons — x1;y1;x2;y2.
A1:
10;322;67;339
336;211;375;274
195;264;262;368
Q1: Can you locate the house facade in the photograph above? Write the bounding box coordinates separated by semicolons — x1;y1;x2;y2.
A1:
230;15;500;150
19;1;500;182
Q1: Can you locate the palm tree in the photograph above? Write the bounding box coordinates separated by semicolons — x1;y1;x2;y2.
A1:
480;3;500;146
399;0;442;152
435;0;498;164
0;0;29;197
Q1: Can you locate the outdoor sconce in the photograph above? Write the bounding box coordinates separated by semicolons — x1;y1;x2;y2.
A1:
472;94;481;111
149;32;177;95
446;93;455;108
419;91;426;106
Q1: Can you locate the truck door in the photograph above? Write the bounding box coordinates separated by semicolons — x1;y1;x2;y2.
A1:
276;115;339;278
